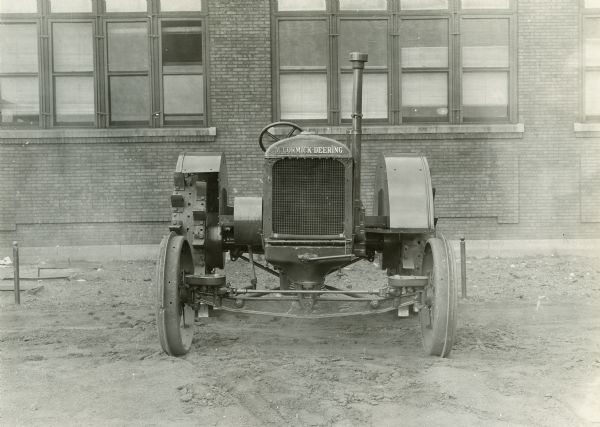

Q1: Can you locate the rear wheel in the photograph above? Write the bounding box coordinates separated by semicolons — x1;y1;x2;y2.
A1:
419;235;457;357
156;232;195;356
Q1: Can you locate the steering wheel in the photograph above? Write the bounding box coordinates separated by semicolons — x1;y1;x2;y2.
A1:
258;121;304;152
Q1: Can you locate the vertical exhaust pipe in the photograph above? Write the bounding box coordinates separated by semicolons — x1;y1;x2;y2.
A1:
349;52;368;239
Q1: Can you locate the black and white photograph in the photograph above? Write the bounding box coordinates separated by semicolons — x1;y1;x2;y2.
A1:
1;0;599;425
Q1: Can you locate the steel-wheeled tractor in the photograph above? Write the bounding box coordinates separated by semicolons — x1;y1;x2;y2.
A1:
156;52;457;358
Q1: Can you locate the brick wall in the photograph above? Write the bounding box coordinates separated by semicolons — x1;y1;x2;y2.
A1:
207;0;272;198
1;0;600;248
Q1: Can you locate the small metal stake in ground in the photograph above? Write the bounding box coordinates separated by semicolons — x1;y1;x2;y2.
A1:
460;237;467;299
13;241;20;304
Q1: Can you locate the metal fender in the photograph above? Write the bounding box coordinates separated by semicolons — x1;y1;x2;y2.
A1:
173;152;230;216
373;155;435;232
171;152;230;273
234;197;263;246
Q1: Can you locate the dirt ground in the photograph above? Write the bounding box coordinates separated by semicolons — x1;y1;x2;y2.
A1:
1;254;599;426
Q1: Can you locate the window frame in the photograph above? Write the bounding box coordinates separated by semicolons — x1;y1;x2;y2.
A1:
104;18;152;127
459;14;516;123
337;15;392;124
398;15;452;124
273;15;332;124
0;19;43;128
581;1;600;122
49;18;97;127
272;0;517;126
158;17;207;127
0;0;208;129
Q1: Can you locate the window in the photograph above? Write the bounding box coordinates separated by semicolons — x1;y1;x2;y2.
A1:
52;22;95;125
161;21;204;125
0;0;207;128
105;0;148;13
278;19;329;120
107;22;150;125
50;0;93;13
0;23;40;126
461;18;509;121
400;19;449;122
0;0;38;13
583;2;600;121
274;0;516;125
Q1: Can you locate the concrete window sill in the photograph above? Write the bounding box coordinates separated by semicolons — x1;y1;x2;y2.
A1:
0;127;217;143
303;123;525;139
574;123;600;137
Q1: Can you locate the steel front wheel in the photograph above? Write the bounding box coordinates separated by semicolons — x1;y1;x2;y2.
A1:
156;232;195;356
419;235;457;357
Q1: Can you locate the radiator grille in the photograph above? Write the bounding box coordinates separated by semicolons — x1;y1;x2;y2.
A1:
272;158;345;236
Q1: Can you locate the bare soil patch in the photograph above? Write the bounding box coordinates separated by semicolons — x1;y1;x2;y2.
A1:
1;255;599;426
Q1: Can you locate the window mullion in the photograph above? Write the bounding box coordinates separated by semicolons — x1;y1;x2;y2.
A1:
40;3;51;128
509;14;517;123
391;12;399;124
150;1;160;127
451;6;461;123
330;13;339;125
92;0;108;128
95;13;107;127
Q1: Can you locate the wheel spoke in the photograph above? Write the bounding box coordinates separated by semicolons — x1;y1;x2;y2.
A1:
266;131;279;142
286;127;298;138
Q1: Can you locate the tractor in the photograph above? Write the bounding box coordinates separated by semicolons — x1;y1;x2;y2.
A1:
155;52;457;358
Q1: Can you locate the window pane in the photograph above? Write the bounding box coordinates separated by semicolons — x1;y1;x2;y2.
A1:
162;21;202;72
341;73;387;119
462;0;509;8
586;71;600;117
401;19;448;68
340;0;387;10
400;0;448;10
55;77;94;124
585;18;600;67
462;19;509;68
0;0;37;13
278;0;326;11
462;71;508;120
53;23;93;72
585;0;600;7
0;24;38;73
105;0;147;12
280;74;327;120
279;20;327;68
160;0;201;11
164;75;203;124
107;23;148;72
0;77;39;125
402;73;448;122
109;76;149;124
50;0;92;13
340;20;387;67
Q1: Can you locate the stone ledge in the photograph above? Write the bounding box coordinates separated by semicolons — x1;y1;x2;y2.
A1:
574;122;600;137
304;123;525;139
0;127;217;142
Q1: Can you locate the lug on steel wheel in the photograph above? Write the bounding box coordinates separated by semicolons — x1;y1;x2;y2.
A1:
156;232;195;356
419;235;457;358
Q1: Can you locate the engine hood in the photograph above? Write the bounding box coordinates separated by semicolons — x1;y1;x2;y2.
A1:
265;134;352;159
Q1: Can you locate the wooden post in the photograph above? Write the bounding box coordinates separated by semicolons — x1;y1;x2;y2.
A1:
460;237;466;299
13;241;20;304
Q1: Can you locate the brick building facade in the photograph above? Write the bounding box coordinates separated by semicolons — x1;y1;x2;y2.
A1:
0;0;599;249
